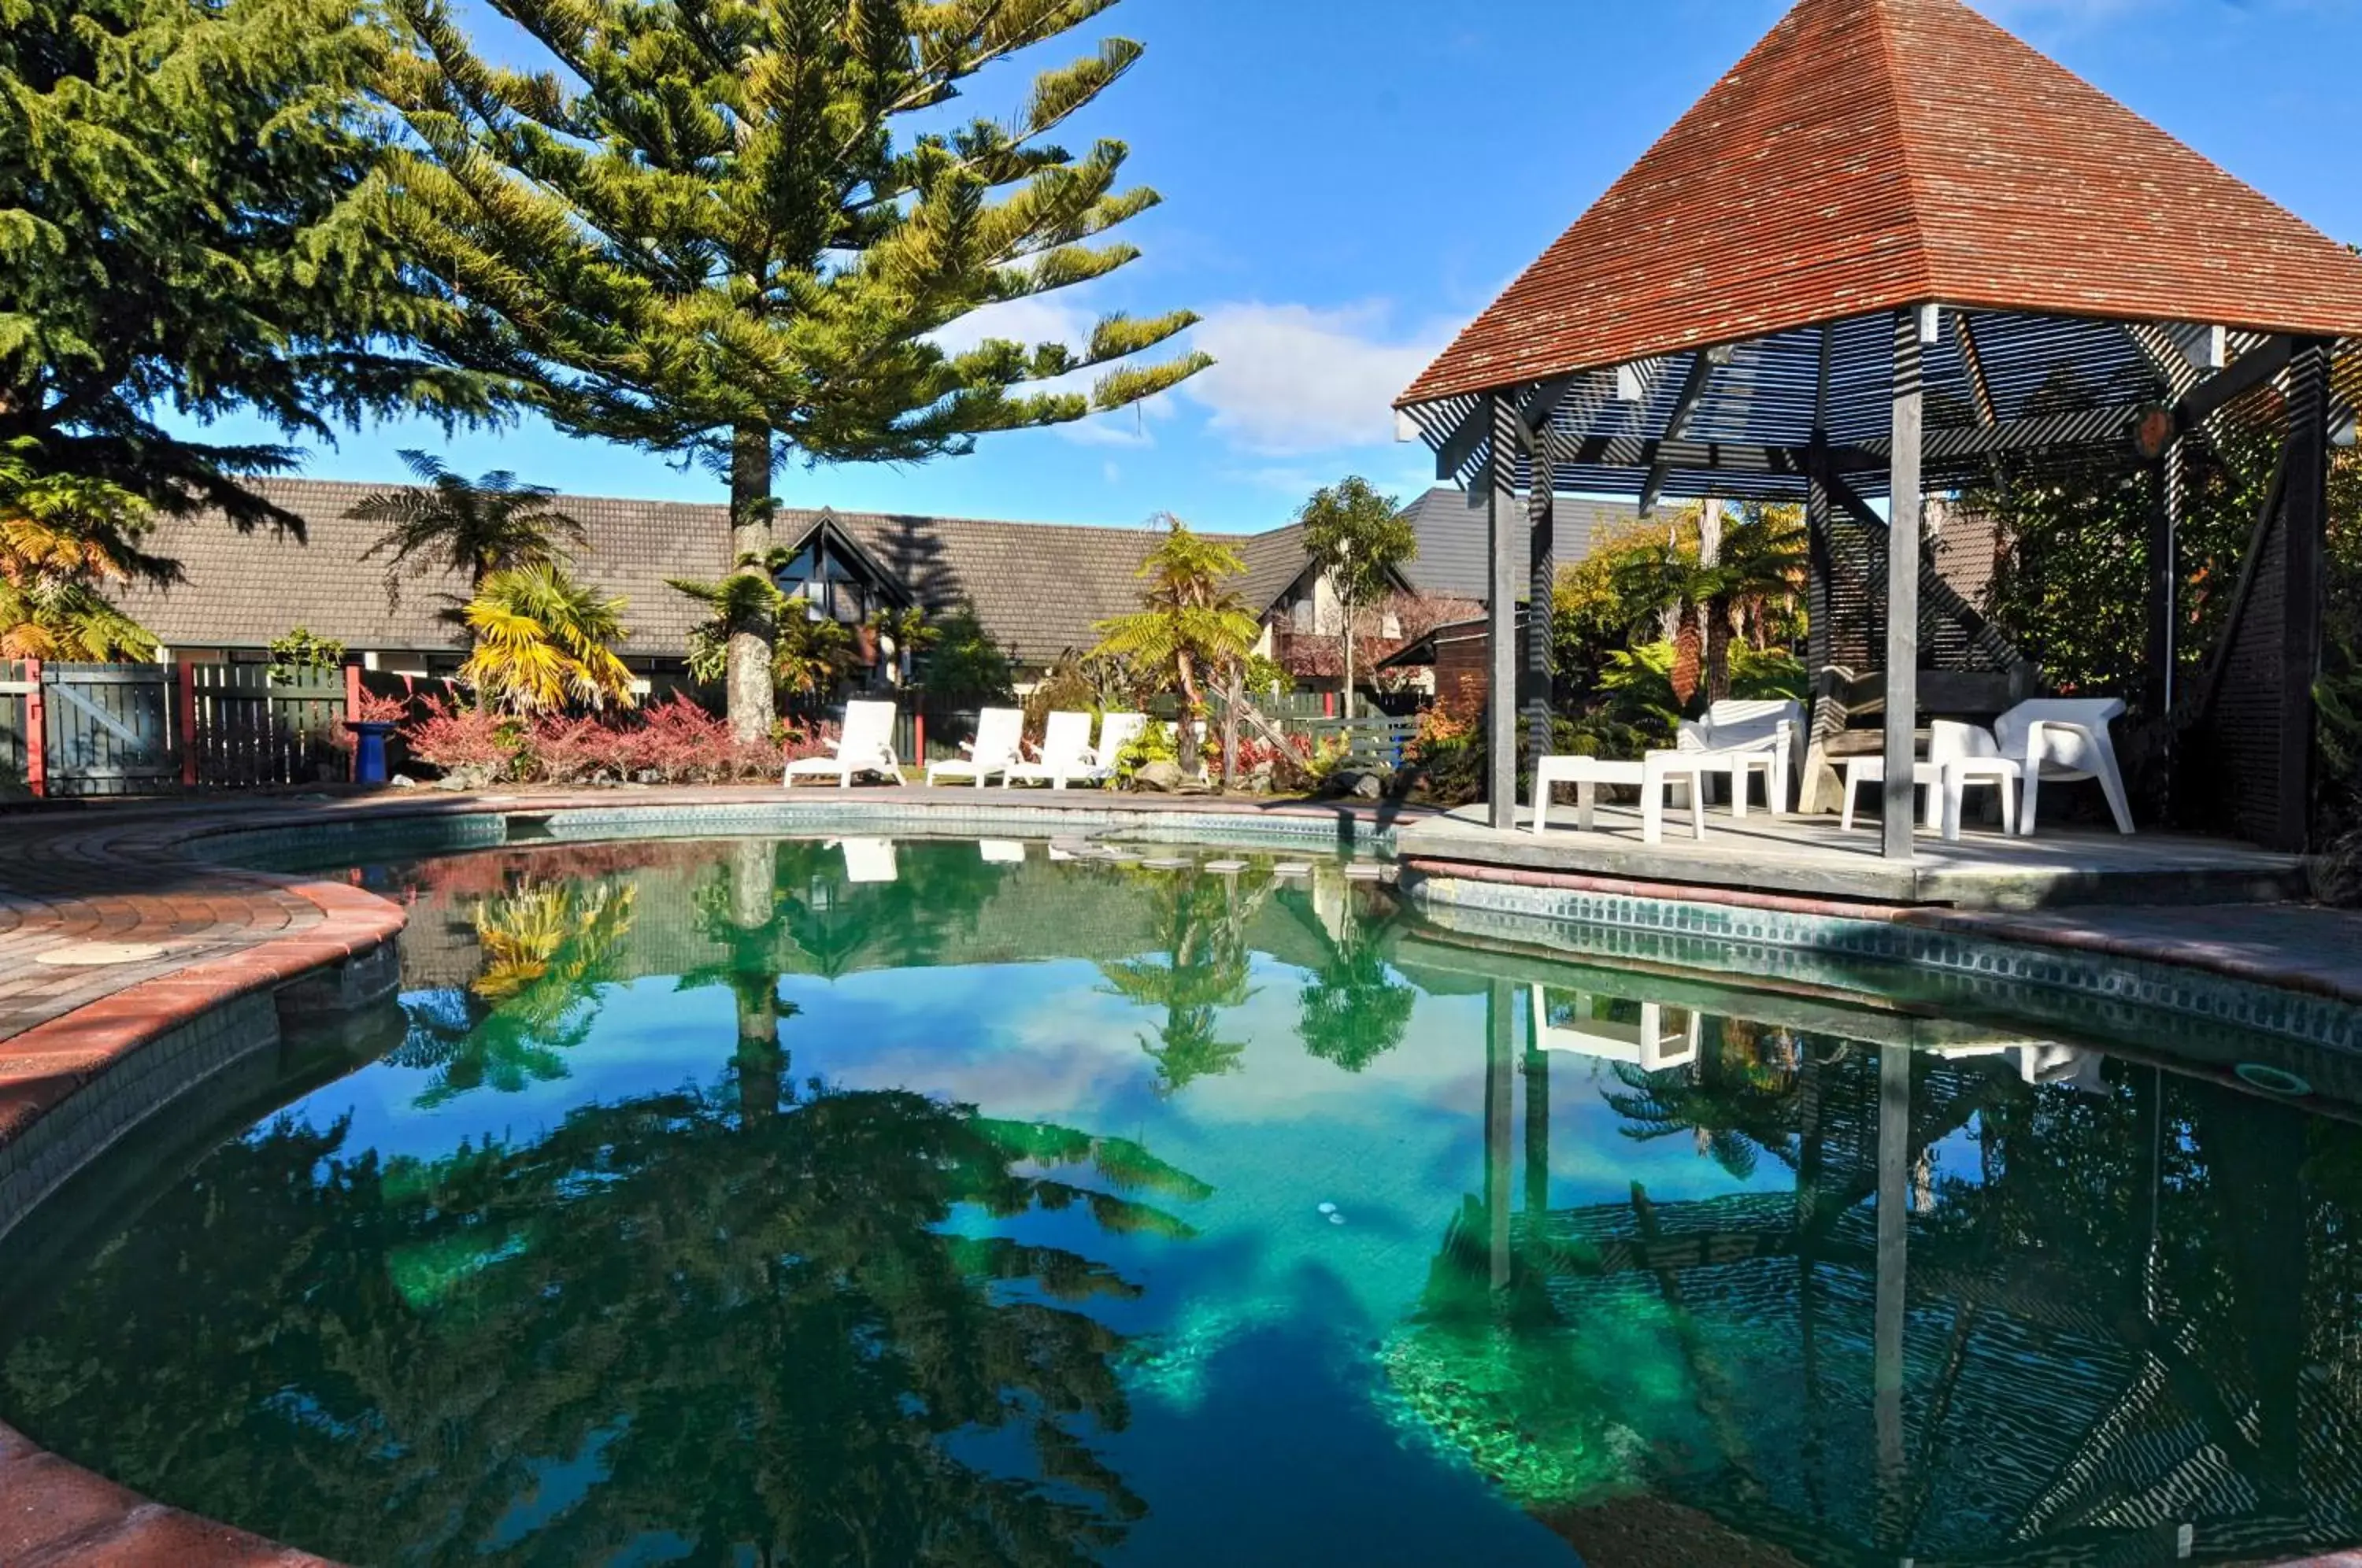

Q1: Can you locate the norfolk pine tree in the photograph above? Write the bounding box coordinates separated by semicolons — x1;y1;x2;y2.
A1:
384;0;1211;738
0;0;499;527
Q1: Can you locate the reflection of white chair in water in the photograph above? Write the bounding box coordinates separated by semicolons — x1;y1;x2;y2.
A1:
979;839;1027;864
835;837;898;884
1528;985;1700;1071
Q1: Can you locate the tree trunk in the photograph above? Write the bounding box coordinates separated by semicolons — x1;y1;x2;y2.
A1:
725;423;776;743
1339;588;1356;722
1175;652;1202;775
1706;594;1735;705
1220;665;1241;793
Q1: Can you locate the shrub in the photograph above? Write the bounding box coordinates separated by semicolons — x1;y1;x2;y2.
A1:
403;696;521;775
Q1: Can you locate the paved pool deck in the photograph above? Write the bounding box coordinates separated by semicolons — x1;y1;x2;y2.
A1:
0;783;2359;1566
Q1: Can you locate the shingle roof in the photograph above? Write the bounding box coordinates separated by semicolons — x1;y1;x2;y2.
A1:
1401;0;2362;406
1398;487;1639;603
1235;522;1312;617
112;479;1312;663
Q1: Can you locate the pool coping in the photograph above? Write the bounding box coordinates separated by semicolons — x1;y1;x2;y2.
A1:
2;785;2360;1566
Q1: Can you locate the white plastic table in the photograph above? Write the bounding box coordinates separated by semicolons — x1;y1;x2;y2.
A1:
1840;754;2022;842
1531;753;1711;844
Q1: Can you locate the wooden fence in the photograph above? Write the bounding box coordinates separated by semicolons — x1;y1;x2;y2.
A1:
2;659;360;797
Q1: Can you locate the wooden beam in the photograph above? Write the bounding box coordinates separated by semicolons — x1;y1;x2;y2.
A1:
2175;334;2297;432
1884;309;1924;864
1526;431;1557;770
1518;374;1579;442
2186;443;2292;729
1838;404;2146;467
2277;342;2332;852
1486;392;1520;830
1432;396;1494;482
1639;350;1714;518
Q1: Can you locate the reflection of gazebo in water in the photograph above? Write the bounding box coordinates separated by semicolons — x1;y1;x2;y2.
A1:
1394;978;2362;1565
1393;0;2362;864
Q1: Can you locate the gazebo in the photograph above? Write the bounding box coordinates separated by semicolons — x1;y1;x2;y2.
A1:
1394;0;2362;861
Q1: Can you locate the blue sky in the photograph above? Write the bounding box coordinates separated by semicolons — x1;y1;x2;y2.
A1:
199;0;2362;533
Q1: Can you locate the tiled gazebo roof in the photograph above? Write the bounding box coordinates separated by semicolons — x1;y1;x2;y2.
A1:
1399;0;2362;409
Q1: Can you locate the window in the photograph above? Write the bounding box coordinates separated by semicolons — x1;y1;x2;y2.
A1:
772;538;874;625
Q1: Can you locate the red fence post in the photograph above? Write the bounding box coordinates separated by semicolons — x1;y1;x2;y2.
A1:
344;662;362;716
22;657;43;799
913;708;926;766
178;660;200;787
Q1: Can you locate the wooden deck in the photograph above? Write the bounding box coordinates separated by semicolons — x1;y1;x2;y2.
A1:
1394;801;2309;911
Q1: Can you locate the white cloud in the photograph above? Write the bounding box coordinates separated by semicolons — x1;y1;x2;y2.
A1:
1180;301;1452;457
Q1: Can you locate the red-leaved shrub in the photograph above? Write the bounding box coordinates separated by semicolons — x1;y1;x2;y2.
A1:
398;692;843;786
402;696;520;775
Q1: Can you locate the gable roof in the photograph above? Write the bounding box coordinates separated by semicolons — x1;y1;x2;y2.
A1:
1398;487;1641;603
1401;0;2362;406
111;479;1317;664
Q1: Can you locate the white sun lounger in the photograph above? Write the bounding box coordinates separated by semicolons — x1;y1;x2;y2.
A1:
1006;710;1117;790
785;699;906;787
926;705;1024;788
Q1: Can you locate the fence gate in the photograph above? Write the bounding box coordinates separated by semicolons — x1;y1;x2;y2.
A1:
40;662;179;797
185;663;347;788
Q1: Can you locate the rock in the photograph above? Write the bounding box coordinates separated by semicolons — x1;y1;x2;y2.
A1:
1330;768;1385;800
431;762;498;792
1132;760;1184;793
388;774;419;790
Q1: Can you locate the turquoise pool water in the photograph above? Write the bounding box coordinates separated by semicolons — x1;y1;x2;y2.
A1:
4;835;2360;1566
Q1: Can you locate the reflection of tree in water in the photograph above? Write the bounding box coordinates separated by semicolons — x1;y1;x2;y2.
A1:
1294;883;1416;1073
1096;870;1268;1095
389;877;637;1106
0;1082;1211;1566
769;838;1013;979
1389;1019;2362;1564
1602;1016;1806;1182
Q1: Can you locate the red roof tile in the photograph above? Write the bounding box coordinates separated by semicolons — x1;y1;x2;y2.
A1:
1400;0;2362;407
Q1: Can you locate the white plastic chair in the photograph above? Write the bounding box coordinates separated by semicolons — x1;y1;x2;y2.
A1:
784;699;906;788
1004;710;1104;790
1992;697;2134;835
1675;697;1802;814
926;706;1024;788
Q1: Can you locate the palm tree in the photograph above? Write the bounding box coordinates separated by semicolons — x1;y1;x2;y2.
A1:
349;449;587;606
670;549;855;701
0;442;172;660
1090;515;1261;772
1611;502;1805;707
460;560;636;713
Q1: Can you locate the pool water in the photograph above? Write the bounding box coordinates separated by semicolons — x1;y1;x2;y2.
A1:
6;836;2362;1567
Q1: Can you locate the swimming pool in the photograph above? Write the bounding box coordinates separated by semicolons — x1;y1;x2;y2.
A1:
3;834;2356;1566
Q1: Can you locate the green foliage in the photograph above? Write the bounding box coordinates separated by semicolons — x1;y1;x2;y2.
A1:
347;452;587;603
1970;435;2275;699
266;627;346;683
1241;652;1294;697
383;0;1209;733
1091;515;1260;752
0;441;167;660
1294;889;1414;1073
1594;641;1808;745
1297;475;1418;713
920;606;1016;705
1096;871;1262;1095
672;552;853;699
0;0;497;526
461;561;636;713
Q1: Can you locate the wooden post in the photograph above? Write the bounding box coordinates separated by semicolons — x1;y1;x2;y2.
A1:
1486;978;1515;1292
1486;391;1520;830
1883;309;1925;863
1525;433;1556;767
22;657;43;799
2145;442;2183;722
1875;1043;1911;1523
179;660;201;787
913;708;926;767
2278;340;2332;853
